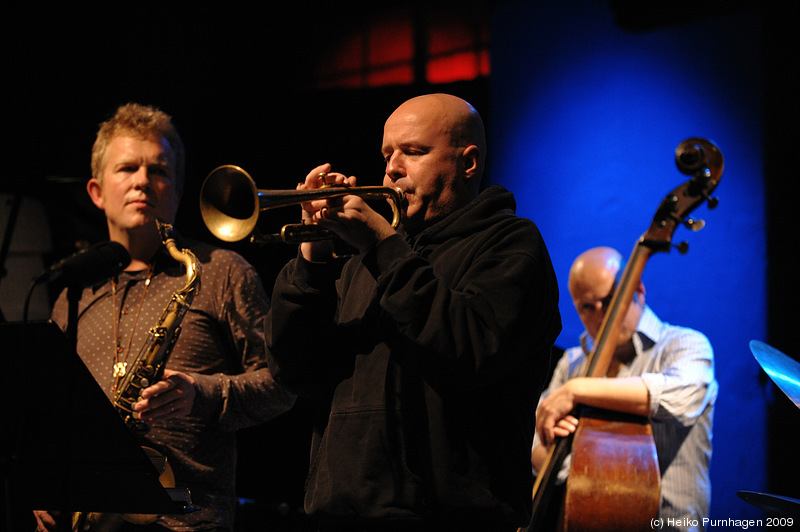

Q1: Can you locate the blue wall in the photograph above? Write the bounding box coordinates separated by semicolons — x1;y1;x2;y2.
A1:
489;1;767;523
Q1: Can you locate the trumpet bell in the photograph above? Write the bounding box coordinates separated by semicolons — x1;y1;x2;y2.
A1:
200;164;405;245
200;165;260;242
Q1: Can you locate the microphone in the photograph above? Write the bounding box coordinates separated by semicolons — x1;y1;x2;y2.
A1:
36;241;131;287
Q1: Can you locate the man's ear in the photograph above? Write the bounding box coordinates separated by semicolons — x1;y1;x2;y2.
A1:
461;145;480;179
86;178;105;210
636;280;646;305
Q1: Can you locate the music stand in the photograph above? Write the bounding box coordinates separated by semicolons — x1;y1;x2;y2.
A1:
1;320;189;527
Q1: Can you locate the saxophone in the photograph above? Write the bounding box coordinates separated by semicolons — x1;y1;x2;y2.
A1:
112;219;201;430
72;221;200;530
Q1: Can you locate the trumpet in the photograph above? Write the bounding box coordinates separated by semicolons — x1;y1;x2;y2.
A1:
199;165;405;245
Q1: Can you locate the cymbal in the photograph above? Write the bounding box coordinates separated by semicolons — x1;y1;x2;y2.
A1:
750;340;800;409
737;491;800;517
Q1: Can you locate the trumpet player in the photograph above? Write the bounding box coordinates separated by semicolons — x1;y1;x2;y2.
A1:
34;103;295;532
266;93;562;531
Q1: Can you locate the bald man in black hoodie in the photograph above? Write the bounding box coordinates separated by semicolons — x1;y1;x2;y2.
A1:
267;93;562;531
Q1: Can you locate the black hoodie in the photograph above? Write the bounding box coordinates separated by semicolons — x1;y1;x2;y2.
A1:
268;185;562;530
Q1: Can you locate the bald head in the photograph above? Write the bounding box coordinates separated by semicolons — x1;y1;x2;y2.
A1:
568;246;623;297
382;93;487;233
568;246;644;346
388;93;486;185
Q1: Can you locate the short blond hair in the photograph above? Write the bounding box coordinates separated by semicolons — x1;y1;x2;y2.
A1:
91;103;185;188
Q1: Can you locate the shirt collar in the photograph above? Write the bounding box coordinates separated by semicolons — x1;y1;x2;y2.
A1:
88;246;171;294
633;305;660;352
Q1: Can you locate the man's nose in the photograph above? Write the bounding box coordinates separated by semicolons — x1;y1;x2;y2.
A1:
585;304;607;328
385;153;404;180
132;168;152;188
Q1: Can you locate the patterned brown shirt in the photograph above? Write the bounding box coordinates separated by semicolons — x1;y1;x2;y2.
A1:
51;239;296;530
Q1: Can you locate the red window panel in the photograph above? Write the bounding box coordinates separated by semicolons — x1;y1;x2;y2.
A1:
313;7;490;89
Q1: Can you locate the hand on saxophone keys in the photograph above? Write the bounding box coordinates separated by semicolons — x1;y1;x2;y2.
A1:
132;369;197;422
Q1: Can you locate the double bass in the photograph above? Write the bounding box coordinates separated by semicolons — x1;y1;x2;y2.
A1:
521;138;723;531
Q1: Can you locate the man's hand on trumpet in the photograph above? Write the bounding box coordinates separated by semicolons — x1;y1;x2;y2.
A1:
298;163;397;260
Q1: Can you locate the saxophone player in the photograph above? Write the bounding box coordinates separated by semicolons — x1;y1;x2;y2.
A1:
34;103;296;532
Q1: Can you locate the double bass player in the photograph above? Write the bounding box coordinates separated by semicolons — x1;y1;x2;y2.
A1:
533;246;717;531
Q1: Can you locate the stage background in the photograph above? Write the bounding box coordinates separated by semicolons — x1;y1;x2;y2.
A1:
2;1;797;530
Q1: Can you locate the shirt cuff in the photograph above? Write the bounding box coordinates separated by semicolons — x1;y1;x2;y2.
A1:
640;372;665;417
